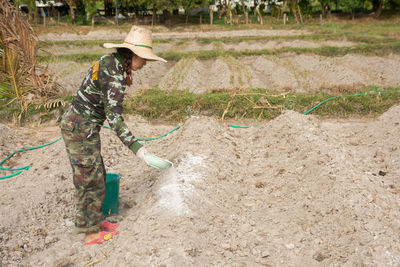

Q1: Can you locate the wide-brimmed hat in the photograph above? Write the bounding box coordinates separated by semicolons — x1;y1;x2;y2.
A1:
104;26;167;63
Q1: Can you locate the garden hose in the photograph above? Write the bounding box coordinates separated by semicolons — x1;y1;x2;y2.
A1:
302;91;388;115
0;91;398;180
0;137;62;179
0;125;182;180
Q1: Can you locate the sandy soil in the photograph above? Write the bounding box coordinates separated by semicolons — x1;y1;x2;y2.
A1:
41;29;400;94
51;54;400;94
2;28;400;266
41;39;355;55
1;106;400;266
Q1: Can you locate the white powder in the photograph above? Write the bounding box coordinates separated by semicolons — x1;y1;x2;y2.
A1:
156;153;206;215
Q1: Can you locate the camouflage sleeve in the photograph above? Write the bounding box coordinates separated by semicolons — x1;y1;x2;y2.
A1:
98;61;142;154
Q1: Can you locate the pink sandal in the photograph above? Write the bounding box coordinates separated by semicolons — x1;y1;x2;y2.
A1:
85;231;118;245
101;221;120;231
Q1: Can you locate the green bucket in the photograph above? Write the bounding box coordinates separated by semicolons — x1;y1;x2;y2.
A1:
102;173;121;217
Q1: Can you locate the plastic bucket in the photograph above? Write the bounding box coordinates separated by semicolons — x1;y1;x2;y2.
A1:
102;173;121;217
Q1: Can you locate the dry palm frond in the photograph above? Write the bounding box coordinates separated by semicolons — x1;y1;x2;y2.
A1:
0;0;63;119
37;99;66;110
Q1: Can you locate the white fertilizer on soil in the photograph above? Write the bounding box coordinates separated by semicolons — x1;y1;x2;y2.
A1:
156;153;206;215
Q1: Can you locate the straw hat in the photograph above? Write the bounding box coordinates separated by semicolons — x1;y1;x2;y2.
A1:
104;26;167;63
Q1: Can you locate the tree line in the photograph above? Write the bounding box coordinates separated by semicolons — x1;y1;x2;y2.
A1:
14;0;400;26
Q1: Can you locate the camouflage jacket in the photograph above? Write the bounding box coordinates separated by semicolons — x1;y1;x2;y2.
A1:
70;53;142;154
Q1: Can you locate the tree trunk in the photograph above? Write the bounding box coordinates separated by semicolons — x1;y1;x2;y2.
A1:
209;6;213;24
255;6;263;25
321;4;326;18
40;8;46;26
152;4;156;26
374;0;383;18
67;1;75;24
227;0;232;25
218;0;226;18
134;10;139;25
163;9;171;27
185;11;189;24
290;0;299;24
200;14;202;24
115;0;118;25
91;14;95;27
240;0;248;24
280;0;288;19
297;5;303;24
34;7;38;24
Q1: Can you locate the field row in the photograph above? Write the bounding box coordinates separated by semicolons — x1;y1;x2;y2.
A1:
52;54;400;94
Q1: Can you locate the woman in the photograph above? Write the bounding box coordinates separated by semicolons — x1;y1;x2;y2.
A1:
60;26;167;245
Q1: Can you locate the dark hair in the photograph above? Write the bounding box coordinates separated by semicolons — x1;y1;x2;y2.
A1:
116;48;134;73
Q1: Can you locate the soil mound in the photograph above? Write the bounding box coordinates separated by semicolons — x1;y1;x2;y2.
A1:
1;107;400;266
53;54;400;94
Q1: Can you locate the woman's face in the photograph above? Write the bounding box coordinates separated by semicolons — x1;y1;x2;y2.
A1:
131;54;147;71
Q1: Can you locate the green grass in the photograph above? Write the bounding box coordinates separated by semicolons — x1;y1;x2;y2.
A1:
1;88;399;123
0;100;63;123
310;22;400;36
37;38;170;48
123;87;400;121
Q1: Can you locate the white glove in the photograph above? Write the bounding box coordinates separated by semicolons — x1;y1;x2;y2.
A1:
136;147;149;165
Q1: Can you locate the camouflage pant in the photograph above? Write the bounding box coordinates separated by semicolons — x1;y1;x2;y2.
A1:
60;107;105;234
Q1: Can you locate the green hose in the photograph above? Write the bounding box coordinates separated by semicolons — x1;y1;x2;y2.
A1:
0;137;62;180
225;124;260;129
303;91;387;115
0;91;397;180
0;125;181;180
102;125;181;141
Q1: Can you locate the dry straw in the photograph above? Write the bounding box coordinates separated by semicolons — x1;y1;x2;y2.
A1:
0;0;63;119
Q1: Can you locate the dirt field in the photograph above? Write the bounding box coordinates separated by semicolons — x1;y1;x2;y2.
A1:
43;29;400;95
1;108;400;266
1;28;400;266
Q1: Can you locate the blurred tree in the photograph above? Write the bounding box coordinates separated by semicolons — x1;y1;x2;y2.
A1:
239;0;249;24
181;0;211;24
319;0;330;17
388;0;400;10
182;0;197;23
289;0;300;23
373;0;383;17
64;0;76;23
104;0;112;16
84;0;102;26
340;0;363;19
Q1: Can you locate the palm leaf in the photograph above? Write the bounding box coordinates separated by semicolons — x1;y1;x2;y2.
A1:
0;0;63;119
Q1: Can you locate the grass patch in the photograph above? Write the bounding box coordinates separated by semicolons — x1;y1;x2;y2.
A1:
1;88;399;123
0;99;64;123
38;53;104;63
37;38;169;48
310;22;400;37
123;87;400;122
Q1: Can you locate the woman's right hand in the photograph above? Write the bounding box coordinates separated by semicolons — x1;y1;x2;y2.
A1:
136;147;149;165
